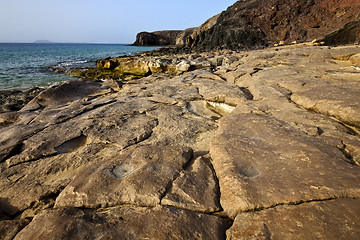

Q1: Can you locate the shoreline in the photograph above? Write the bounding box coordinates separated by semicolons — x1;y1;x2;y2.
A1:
0;43;161;91
1;42;360;239
1;42;358;113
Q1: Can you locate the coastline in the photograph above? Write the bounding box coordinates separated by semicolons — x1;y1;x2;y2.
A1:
1;0;360;236
1;41;360;239
0;43;161;91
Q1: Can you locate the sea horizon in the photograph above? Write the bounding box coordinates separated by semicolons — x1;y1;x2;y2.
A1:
0;41;132;44
0;43;160;90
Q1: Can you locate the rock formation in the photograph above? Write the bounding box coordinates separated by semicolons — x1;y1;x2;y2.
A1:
1;43;360;239
132;30;182;46
182;0;360;51
133;0;360;51
320;12;360;45
176;14;220;47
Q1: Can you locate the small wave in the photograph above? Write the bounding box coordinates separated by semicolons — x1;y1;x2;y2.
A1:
57;60;88;67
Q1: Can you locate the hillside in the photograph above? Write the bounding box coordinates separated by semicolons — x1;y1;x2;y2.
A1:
185;0;360;51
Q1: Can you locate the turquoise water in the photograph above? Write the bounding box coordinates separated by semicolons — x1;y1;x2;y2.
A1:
0;43;160;90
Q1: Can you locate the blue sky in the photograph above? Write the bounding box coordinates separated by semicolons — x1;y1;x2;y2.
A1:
0;0;236;43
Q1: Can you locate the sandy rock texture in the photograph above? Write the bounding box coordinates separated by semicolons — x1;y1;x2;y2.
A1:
1;44;360;239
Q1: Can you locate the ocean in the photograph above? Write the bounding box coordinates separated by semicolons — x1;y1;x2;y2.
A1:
0;43;160;90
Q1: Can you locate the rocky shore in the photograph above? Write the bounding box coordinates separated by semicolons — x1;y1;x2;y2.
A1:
1;43;360;239
1;0;360;238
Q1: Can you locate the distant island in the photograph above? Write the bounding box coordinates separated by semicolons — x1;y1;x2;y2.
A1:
33;40;54;44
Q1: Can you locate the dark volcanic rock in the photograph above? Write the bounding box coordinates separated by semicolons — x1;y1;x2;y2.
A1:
133;30;182;46
188;0;360;51
320;18;360;46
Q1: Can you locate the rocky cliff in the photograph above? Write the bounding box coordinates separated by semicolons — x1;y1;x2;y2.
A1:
132;30;182;46
176;14;220;47
183;0;360;51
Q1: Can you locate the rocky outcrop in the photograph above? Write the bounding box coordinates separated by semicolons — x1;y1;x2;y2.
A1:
186;0;360;51
176;14;220;48
1;44;360;239
175;28;197;47
133;0;359;51
71;50;239;80
320;18;360;45
132;30;182;46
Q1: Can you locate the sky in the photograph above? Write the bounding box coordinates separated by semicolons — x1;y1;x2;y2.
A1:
0;0;236;44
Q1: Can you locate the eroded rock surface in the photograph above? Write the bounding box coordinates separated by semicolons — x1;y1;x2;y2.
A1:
1;44;360;239
14;206;230;240
162;155;222;213
211;111;360;218
55;145;193;208
227;198;360;240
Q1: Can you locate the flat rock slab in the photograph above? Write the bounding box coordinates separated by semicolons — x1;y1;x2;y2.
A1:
21;78;117;110
291;86;360;128
0;142;107;216
55;145;193;208
14;205;229;240
227;198;360;240
162;155;221;213
210;110;360;218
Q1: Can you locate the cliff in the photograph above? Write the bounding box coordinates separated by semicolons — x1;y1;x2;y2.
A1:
132;30;182;46
135;0;359;51
183;0;360;51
